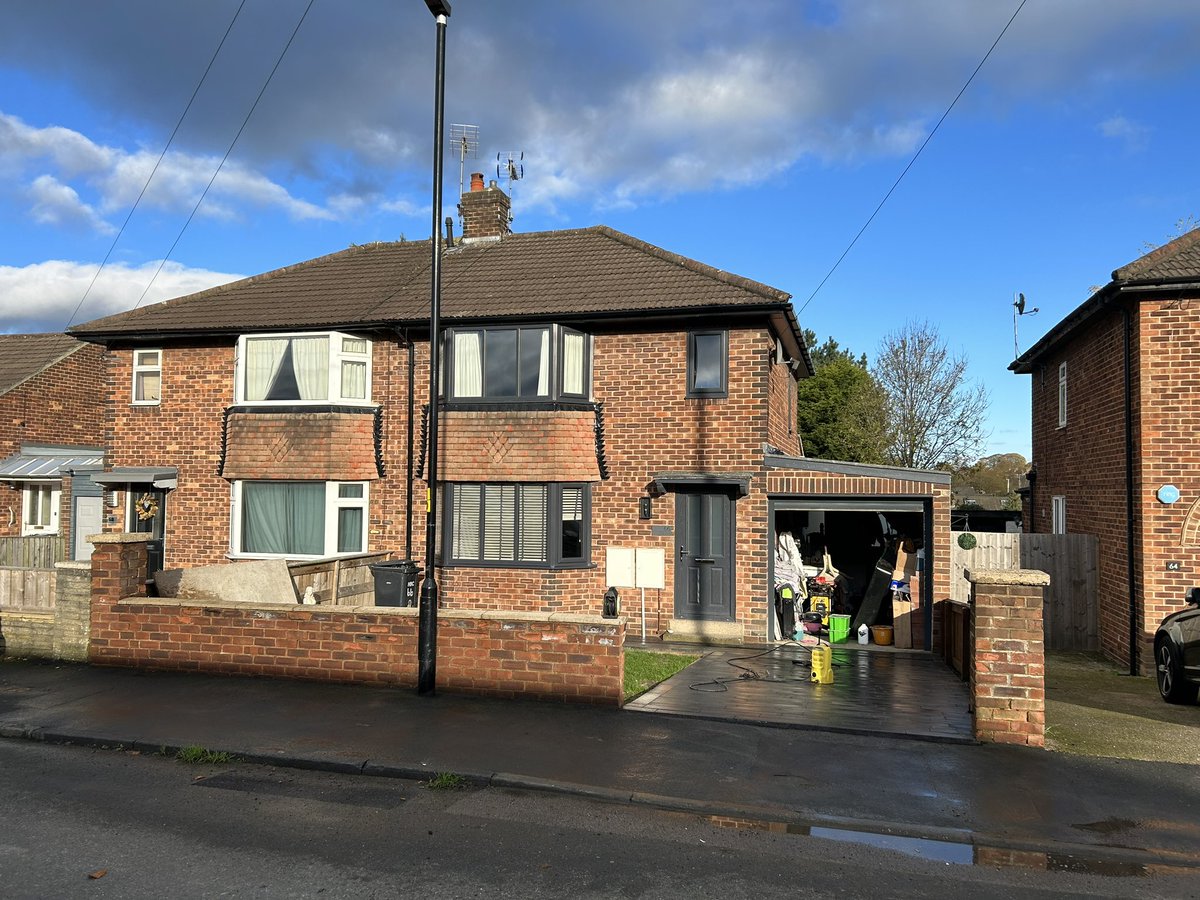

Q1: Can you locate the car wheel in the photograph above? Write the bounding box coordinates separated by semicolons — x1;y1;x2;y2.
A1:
1156;638;1199;705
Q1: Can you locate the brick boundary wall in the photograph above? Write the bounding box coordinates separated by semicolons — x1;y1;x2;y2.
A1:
88;535;624;705
967;568;1048;748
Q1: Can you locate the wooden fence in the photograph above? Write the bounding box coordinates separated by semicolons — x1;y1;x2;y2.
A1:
0;535;66;568
288;552;391;606
950;532;1098;651
0;566;56;611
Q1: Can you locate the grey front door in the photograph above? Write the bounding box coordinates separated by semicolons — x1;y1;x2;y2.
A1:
675;491;734;620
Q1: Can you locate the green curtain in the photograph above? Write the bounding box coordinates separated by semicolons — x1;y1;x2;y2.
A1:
243;483;324;555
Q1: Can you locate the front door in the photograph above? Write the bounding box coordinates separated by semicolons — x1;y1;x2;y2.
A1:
128;487;167;575
674;491;734;620
72;495;103;561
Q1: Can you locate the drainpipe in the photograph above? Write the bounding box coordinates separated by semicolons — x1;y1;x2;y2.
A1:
1124;305;1138;676
403;329;414;561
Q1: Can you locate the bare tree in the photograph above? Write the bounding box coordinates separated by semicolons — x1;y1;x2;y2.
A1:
874;320;989;469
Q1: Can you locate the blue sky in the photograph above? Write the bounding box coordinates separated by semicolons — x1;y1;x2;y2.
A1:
3;0;1200;459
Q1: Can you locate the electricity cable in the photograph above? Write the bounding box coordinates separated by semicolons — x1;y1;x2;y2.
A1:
63;0;249;330
688;638;838;692
130;0;317;313
797;0;1028;315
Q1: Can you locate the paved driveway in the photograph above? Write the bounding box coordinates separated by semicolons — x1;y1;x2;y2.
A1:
625;642;973;743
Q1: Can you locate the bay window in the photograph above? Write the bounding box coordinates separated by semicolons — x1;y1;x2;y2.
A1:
447;483;590;567
238;332;371;404
446;325;589;401
233;481;368;558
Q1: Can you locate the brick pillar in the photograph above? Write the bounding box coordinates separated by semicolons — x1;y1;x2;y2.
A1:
967;568;1049;748
88;534;150;664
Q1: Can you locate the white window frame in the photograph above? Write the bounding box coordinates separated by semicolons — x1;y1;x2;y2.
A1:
22;481;61;536
1051;495;1067;534
132;349;162;406
234;331;373;406
1057;362;1067;428
229;480;370;559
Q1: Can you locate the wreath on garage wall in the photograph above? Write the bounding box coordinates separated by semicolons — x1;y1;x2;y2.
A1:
957;532;977;550
134;492;159;521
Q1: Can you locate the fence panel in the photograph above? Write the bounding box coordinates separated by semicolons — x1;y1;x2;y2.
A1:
0;535;66;568
289;552;390;606
0;566;57;611
950;532;1098;651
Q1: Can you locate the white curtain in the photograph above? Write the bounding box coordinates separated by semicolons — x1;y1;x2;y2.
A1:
341;360;367;399
292;337;329;401
536;330;550;397
245;339;287;401
563;332;584;395
454;332;482;398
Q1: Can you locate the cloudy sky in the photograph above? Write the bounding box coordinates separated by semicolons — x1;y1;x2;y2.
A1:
3;0;1200;456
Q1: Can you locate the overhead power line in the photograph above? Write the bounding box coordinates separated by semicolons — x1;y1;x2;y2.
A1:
63;0;249;330
130;0;317;313
798;0;1028;315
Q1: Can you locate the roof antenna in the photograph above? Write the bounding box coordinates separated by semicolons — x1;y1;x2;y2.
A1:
1013;291;1040;358
449;124;479;226
497;151;524;225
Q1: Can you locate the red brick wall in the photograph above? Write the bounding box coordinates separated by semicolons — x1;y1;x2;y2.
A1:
222;411;378;481
969;569;1047;747
766;354;802;457
1134;297;1200;671
1025;305;1135;666
439;410;599;482
88;536;623;703
0;342;105;538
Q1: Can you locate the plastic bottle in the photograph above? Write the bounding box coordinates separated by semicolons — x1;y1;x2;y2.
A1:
857;623;869;645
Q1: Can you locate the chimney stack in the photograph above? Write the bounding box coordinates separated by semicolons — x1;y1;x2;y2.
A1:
458;171;511;241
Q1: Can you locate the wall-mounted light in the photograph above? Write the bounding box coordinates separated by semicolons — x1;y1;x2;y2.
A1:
639;496;653;520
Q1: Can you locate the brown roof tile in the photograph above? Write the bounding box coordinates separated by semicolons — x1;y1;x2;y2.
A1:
0;333;86;395
70;226;791;337
1113;226;1200;282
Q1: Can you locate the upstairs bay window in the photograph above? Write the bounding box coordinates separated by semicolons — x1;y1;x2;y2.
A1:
446;326;590;402
237;332;371;404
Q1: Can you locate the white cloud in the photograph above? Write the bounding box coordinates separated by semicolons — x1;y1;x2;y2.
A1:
1098;115;1149;151
0;259;242;333
27;175;115;235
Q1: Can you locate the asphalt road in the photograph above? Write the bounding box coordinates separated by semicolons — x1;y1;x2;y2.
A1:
2;741;1197;899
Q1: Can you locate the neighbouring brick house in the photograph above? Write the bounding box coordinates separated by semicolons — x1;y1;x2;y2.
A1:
0;333;105;561
70;177;952;647
1011;228;1200;673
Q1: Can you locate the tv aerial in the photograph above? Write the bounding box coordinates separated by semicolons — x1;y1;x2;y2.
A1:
449;123;479;204
1013;292;1040;358
497;151;524;191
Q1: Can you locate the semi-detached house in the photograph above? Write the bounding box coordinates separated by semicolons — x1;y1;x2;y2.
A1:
70;178;952;647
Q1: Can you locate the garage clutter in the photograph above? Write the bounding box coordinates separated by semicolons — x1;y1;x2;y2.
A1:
773;513;924;648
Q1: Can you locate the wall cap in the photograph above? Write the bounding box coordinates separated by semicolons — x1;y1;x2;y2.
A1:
89;533;152;546
965;568;1050;587
55;561;92;571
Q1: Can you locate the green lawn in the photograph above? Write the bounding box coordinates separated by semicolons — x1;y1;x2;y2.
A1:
624;649;700;702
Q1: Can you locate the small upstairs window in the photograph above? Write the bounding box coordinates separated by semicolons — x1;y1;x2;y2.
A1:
238;332;371;405
1057;362;1067;428
132;349;162;405
687;330;727;397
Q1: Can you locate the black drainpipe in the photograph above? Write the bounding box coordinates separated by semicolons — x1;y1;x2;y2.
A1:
401;328;415;562
1124;304;1138;676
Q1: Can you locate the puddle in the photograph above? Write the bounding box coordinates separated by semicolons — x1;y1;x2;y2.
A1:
709;815;1193;877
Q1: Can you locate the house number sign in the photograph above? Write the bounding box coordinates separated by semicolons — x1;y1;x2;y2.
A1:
1157;484;1181;504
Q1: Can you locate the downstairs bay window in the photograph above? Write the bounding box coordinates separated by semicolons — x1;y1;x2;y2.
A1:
446;483;590;567
232;481;368;558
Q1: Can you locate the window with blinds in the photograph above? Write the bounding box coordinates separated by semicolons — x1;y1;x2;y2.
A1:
448;483;589;567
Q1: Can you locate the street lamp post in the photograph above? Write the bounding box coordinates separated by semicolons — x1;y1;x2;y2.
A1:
418;0;450;696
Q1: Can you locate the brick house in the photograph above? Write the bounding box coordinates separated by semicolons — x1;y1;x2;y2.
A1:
0;334;105;560
70;178;951;646
1011;228;1200;673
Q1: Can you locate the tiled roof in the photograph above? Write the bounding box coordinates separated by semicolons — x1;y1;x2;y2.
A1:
0;333;85;395
1113;227;1200;282
71;226;792;338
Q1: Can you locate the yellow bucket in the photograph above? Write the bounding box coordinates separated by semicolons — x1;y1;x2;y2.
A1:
810;645;834;684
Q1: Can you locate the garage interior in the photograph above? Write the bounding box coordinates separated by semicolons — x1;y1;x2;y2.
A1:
769;498;932;650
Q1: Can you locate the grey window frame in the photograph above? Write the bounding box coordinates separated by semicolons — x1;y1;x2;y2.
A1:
444;324;590;403
444;482;591;568
687;329;728;398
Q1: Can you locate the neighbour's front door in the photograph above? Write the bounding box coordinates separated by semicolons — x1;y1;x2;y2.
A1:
674;491;734;620
72;495;102;561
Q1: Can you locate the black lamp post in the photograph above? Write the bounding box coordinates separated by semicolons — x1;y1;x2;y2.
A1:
418;0;450;696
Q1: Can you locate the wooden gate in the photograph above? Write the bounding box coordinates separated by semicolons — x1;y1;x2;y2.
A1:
951;532;1098;651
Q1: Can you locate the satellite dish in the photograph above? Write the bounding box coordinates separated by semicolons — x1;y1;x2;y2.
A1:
1015;292;1026;315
